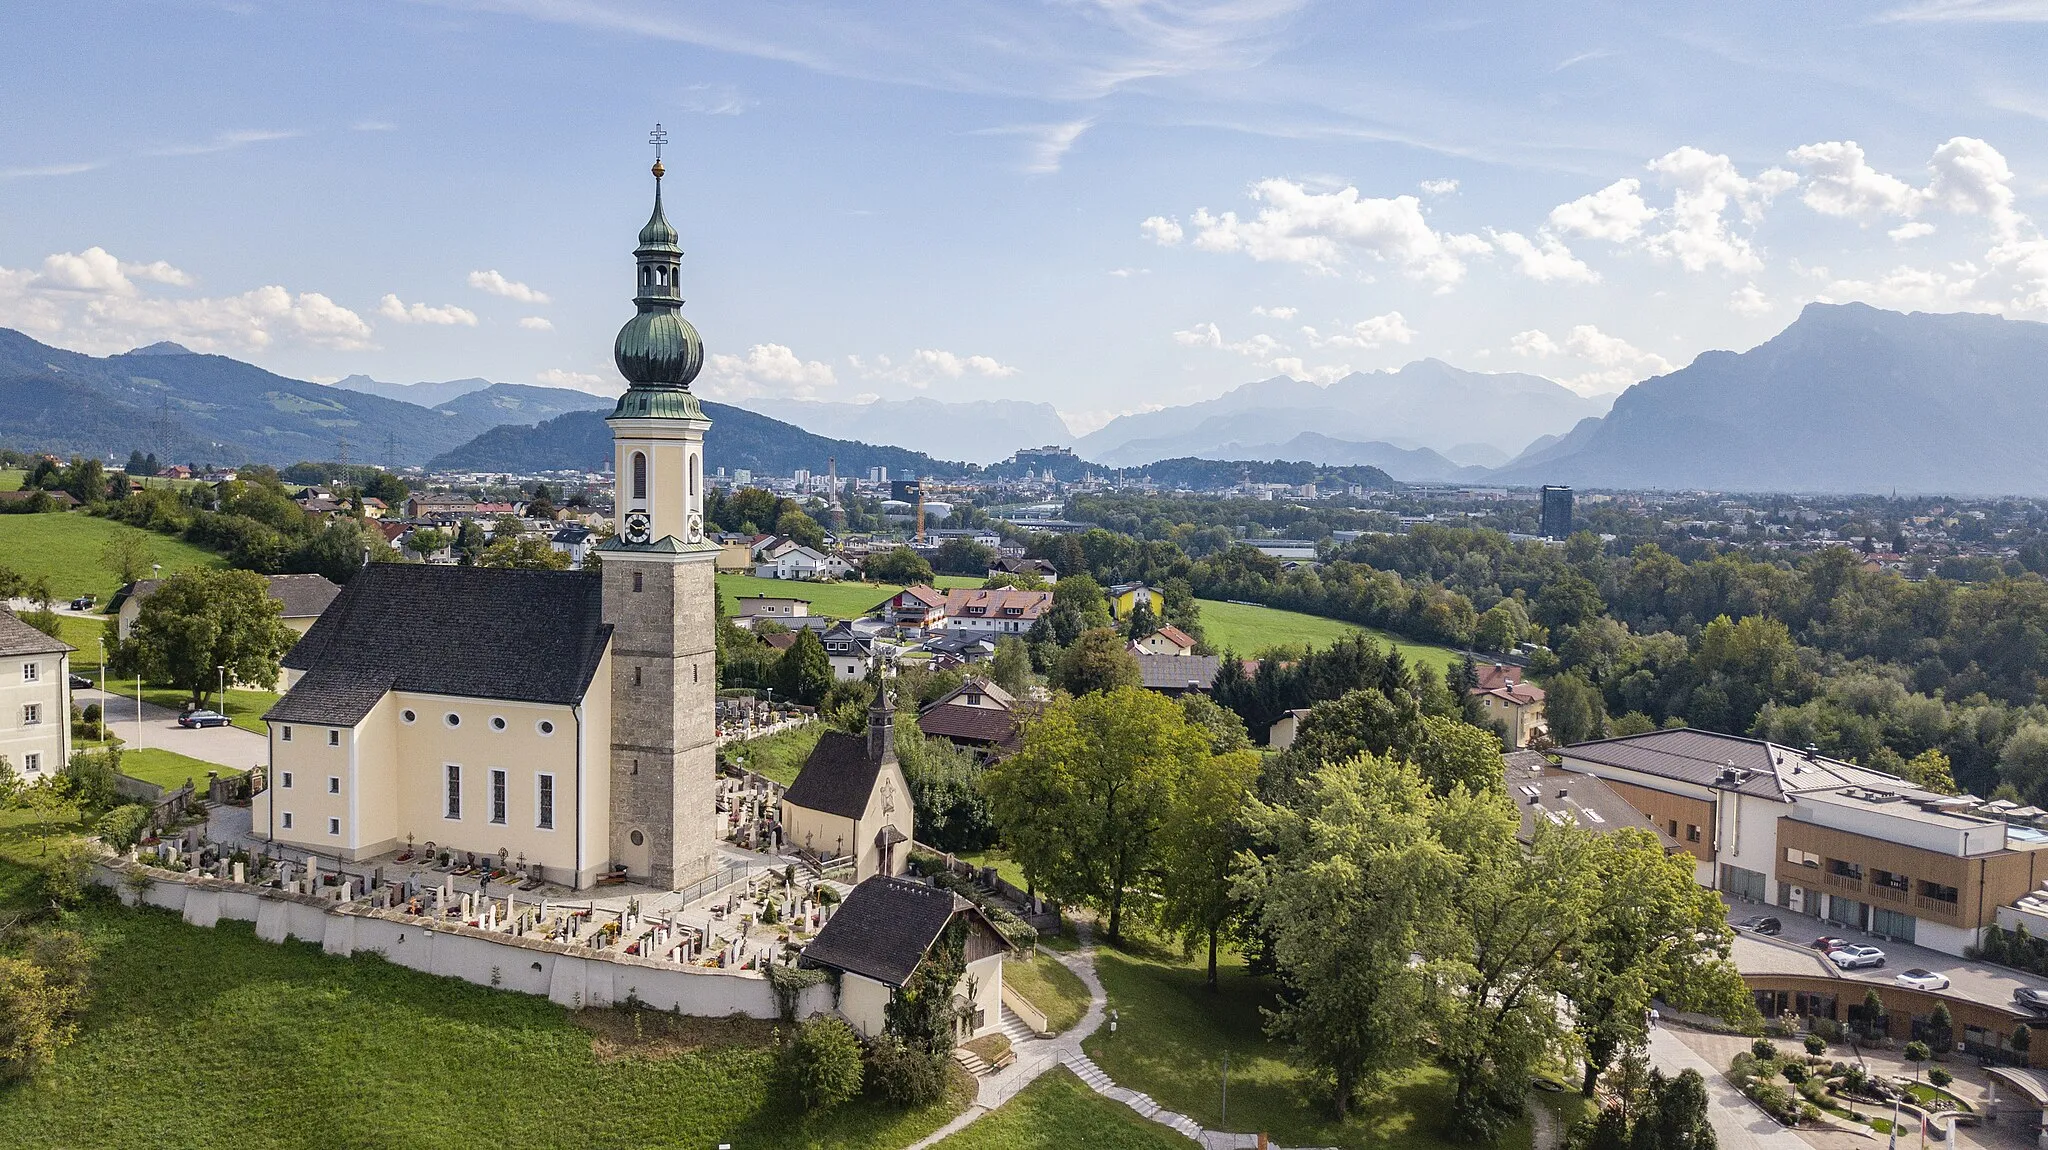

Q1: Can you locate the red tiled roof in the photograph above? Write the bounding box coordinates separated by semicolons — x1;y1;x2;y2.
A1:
917;703;1026;747
940;586;1051;620
1152;625;1195;649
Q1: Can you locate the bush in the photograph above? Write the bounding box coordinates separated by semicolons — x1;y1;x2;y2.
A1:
95;804;151;849
907;849;947;878
1780;1061;1808;1085
1929;1066;1954;1088
779;1017;863;1112
1743;1079;1800;1125
1752;1037;1779;1062
864;1037;950;1108
1804;1032;1827;1056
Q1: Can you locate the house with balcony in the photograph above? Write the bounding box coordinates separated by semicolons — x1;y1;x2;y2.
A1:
1555;728;2048;957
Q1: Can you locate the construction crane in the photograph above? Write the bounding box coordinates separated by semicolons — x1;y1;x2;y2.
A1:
826;456;847;535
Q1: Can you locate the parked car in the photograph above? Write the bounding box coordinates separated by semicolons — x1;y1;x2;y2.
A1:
69;595;93;610
1828;944;1887;969
1895;968;1950;991
68;673;91;689
1738;915;1783;935
1811;935;1849;951
177;709;232;729
2015;987;2048;1015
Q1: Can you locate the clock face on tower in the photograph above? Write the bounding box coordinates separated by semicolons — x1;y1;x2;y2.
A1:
624;511;652;544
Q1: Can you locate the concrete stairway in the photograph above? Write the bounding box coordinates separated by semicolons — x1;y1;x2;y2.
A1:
998;1005;1037;1045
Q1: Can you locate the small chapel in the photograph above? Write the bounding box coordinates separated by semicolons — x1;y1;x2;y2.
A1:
252;152;724;890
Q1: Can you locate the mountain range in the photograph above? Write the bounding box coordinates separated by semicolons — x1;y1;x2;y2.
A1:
1489;302;2048;495
742;396;1073;464
1073;359;1612;469
330;374;614;426
429;407;969;477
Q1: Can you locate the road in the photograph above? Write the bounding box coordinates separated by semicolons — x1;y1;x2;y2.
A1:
79;684;266;773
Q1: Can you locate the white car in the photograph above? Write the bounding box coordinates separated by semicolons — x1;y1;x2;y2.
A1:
1828;944;1887;970
1895;968;1950;991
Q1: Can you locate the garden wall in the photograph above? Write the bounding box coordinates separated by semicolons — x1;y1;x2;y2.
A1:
96;861;835;1020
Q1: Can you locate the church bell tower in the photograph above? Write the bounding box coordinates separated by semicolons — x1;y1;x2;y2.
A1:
597;128;720;889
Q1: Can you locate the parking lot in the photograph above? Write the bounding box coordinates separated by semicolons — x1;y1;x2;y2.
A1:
1729;903;2048;1020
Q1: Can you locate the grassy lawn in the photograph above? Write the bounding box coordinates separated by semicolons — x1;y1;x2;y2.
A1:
0;468;22;492
1082;932;1532;1150
118;747;244;793
1003;951;1091;1034
0;511;225;602
933;1066;1191;1150
1195;598;1462;673
718;573;982;621
720;722;826;786
0;905;974;1150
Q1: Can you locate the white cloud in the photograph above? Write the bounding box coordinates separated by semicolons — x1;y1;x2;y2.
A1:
0;160;104;181
704;343;839;399
1890;221;1937;241
1928;136;2022;240
1818;264;1986;311
1419;178;1459;195
352;120;397;132
1729;282;1772;316
1263;357;1354;384
1487;229;1598;283
518;316;554;331
1107;267;1151;277
534;368;610;393
1178;178;1490;286
1548;178;1657;243
1642;147;1796;273
467;269;551;303
1250;304;1296;319
990;119;1092;175
0;246;372;354
1140;215;1184;245
681;82;753;116
378;294;478;326
148;129;301;158
1172;321;1286;358
1788;141;1925;221
1509;324;1671;394
1882;0;2048;20
1303;311;1414;349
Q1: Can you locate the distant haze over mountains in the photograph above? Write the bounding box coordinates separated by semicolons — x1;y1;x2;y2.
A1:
1490;302;2048;495
1073;360;1612;469
742;396;1074;464
12;302;2048;495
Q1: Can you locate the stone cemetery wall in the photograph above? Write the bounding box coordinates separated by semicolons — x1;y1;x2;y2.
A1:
97;861;836;1020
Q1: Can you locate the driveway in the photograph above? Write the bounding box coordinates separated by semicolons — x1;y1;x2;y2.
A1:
79;685;266;773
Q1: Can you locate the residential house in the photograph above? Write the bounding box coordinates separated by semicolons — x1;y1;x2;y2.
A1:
1108;582;1158;621
360;496;389;520
1131;625;1195;657
820;621;876;681
987;556;1057;584
940;587;1051;639
715;536;755;573
779;688;913;881
1471;663;1547;749
917;633;995;668
877;586;946;629
1268;707;1311;750
549;525;596;568
917;677;1032;759
1135;653;1222;696
799;875;1008;1044
116;573;342;645
1555;728;2048;957
754;544;853;581
0;490;76;510
0;611;71;780
735;595;810;622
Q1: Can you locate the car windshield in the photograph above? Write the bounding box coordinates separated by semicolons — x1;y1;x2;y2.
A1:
1904;969;1933;977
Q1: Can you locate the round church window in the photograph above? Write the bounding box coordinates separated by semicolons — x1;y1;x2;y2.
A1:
490;716;507;731
401;710;416;724
630;830;645;846
445;713;460;728
537;720;555;736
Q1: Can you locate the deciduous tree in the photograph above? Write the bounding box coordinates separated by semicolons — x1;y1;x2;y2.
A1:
113;568;297;707
1156;747;1258;987
1053;627;1140;697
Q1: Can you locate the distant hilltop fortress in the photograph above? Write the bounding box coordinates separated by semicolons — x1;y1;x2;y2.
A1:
255;150;723;889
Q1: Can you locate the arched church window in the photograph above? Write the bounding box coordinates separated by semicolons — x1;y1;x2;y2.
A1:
631;451;647;501
657;266;668;286
640;267;651;287
689;453;699;498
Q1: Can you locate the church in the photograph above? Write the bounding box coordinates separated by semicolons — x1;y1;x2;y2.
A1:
252;153;723;890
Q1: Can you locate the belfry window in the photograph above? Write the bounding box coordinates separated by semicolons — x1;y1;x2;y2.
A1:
631;452;647;501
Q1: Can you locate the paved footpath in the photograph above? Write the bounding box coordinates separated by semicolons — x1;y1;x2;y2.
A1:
77;684;266;773
1647;1028;1815;1150
905;928;1329;1150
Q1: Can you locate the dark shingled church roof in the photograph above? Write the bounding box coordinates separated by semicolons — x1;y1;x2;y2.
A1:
800;877;976;987
265;563;612;726
781;731;885;819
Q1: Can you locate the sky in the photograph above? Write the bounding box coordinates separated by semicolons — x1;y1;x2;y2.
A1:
5;1;2048;435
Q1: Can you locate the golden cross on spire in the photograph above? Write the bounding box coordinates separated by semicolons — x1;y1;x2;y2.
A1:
649;123;668;178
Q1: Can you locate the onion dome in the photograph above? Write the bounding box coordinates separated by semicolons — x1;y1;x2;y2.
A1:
613;164;703;391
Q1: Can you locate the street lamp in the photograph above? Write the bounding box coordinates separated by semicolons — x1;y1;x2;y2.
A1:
96;637;106;742
217;664;226;716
